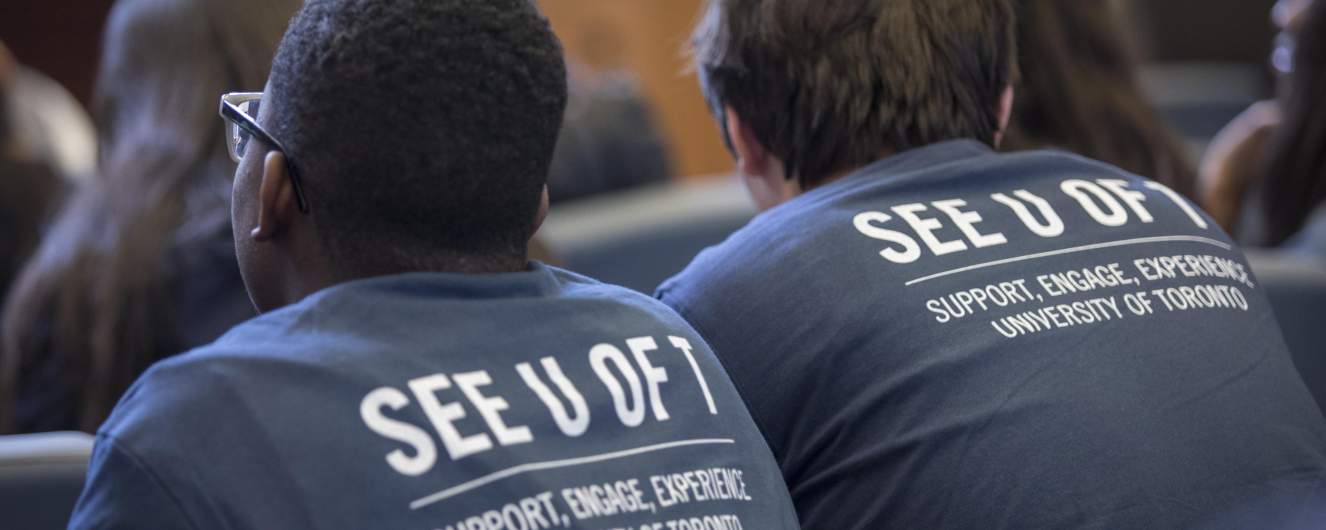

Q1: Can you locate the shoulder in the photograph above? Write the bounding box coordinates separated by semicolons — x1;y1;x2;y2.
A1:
69;432;200;529
96;306;308;446
81;345;259;527
654;194;862;342
97;347;248;441
654;211;782;313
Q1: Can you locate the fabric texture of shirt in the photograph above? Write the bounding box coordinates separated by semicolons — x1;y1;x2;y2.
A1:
70;264;799;530
657;140;1326;529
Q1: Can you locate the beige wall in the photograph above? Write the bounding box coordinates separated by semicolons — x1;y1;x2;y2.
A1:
541;0;732;178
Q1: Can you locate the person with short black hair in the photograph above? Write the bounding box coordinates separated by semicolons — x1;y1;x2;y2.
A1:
659;0;1326;527
67;1;799;528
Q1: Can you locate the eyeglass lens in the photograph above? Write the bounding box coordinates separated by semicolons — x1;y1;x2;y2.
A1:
229;99;261;160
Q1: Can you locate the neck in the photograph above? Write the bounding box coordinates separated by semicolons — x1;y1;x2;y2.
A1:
800;147;899;194
801;168;854;194
328;250;529;281
269;252;528;311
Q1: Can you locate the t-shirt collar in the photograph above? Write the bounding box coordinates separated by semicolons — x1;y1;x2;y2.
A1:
792;138;994;204
305;261;564;305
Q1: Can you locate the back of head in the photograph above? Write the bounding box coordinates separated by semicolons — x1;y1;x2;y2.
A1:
1003;0;1197;197
265;0;568;274
692;0;1017;188
1263;0;1326;246
0;0;298;434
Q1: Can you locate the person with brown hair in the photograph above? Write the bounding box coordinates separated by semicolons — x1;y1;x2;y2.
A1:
0;0;300;434
1201;0;1316;239
659;0;1326;527
1003;0;1198;198
1260;0;1326;253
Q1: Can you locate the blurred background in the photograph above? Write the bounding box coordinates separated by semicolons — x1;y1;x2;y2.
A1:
0;0;1281;179
0;0;1294;308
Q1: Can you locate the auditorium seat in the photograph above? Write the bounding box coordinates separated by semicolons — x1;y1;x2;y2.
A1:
1139;62;1267;154
0;431;94;529
540;176;755;293
1249;253;1326;414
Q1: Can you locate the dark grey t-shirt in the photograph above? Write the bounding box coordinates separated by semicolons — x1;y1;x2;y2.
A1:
70;265;799;530
658;140;1326;529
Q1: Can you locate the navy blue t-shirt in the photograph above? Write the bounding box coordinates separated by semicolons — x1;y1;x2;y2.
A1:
657;140;1326;529
69;264;800;529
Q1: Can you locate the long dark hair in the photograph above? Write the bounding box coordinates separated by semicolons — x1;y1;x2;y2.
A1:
0;0;297;433
1003;0;1198;198
0;86;65;308
1263;0;1326;246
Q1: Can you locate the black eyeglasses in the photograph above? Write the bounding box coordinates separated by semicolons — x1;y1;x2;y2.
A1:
218;92;309;212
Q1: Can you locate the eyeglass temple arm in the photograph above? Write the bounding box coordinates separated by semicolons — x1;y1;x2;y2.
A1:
218;99;311;213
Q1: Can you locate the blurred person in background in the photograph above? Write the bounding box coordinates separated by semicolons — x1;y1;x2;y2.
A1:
1259;0;1326;257
661;0;1326;526
1003;0;1198;198
546;65;673;203
0;43;66;311
1233;0;1326;445
0;0;299;434
0;41;98;184
1201;0;1314;239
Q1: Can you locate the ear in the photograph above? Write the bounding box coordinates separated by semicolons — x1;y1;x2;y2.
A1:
251;151;298;242
724;107;799;210
724;106;777;180
532;184;550;235
993;85;1015;148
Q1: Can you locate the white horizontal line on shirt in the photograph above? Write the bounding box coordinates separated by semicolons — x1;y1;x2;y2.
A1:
905;235;1233;287
408;438;737;510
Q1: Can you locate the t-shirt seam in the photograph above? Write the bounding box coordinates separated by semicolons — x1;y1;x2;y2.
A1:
662;292;790;461
96;433;204;530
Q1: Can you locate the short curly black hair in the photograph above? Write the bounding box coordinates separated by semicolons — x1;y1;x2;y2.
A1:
266;0;567;271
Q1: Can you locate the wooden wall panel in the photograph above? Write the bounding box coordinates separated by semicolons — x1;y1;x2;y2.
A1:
541;0;733;178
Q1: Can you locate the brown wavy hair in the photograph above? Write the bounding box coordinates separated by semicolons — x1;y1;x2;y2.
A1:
1003;0;1198;198
0;0;298;433
1262;0;1326;246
